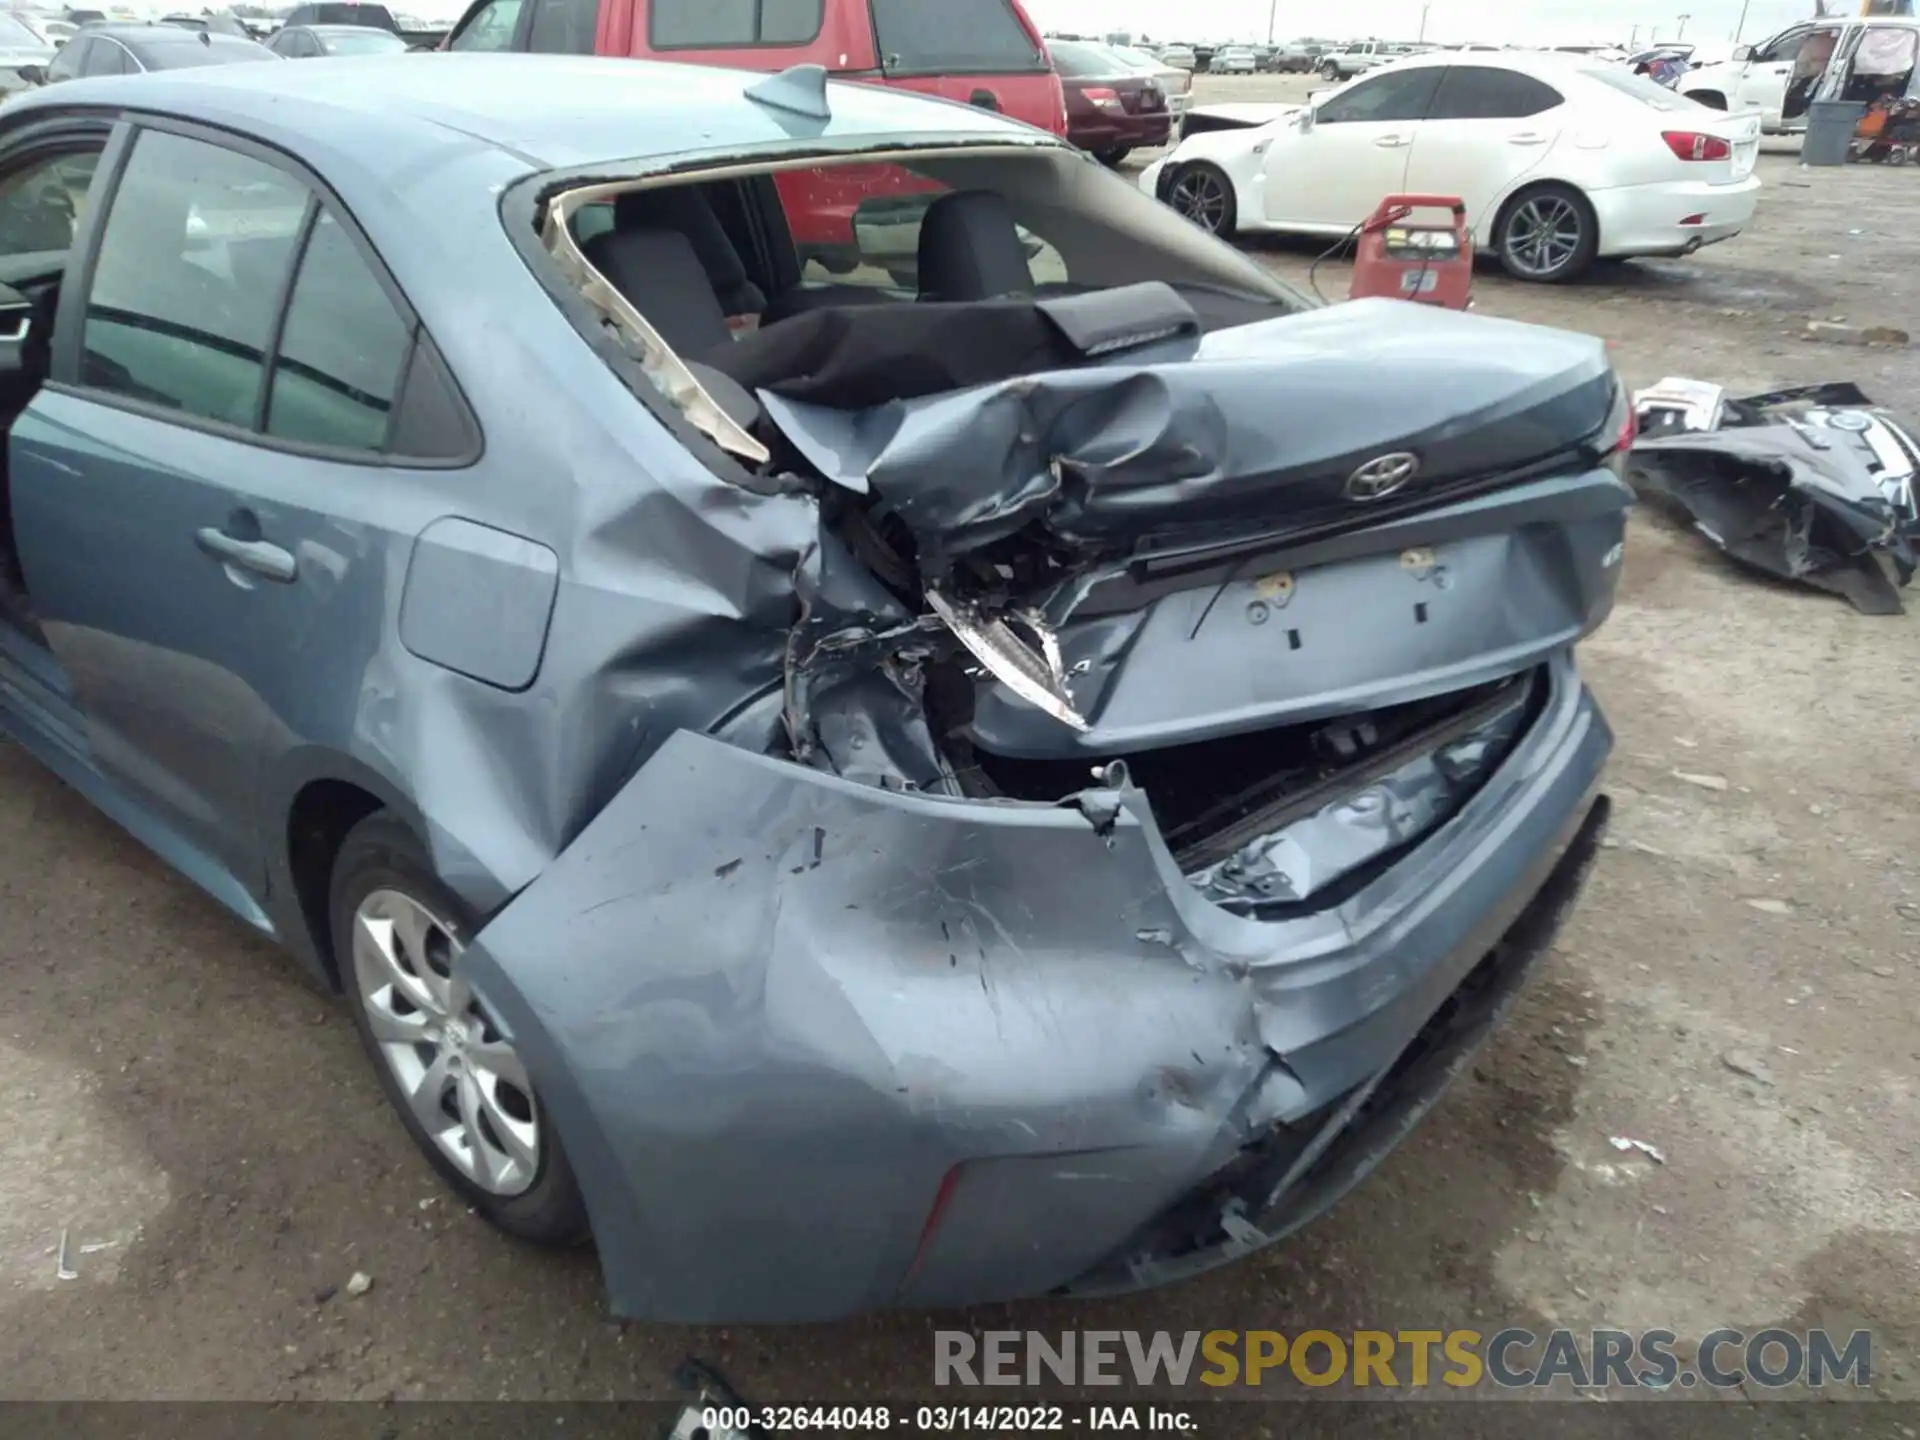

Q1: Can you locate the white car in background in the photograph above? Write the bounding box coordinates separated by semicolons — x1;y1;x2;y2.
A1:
1211;45;1257;74
1142;50;1761;283
1679;15;1918;134
1320;40;1399;79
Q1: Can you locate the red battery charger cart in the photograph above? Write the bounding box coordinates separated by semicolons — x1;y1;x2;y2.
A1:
1348;194;1474;310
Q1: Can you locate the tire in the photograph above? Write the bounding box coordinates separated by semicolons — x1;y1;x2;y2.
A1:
1166;162;1237;237
1095;146;1132;167
1321;62;1339;80
1494;182;1599;284
331;812;590;1246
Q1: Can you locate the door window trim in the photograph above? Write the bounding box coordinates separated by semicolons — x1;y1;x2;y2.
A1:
43;111;482;469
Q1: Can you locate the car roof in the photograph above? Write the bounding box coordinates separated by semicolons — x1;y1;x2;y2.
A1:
10;53;1052;171
86;22;253;40
1371;47;1608;74
306;22;398;33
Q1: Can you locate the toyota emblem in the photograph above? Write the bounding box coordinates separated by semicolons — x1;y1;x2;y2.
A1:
1344;452;1420;502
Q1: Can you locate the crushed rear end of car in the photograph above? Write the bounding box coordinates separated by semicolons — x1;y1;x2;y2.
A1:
458;146;1628;1322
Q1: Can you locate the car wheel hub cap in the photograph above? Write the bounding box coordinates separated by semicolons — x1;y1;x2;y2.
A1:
351;888;540;1198
1171;172;1227;231
1508;197;1581;276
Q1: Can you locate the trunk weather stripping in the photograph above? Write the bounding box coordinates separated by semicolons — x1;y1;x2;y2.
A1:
541;189;769;465
924;585;1090;733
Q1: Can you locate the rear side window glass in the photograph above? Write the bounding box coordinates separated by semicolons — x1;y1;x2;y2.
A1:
650;0;822;48
869;0;1043;73
526;0;597;53
1048;41;1116;78
1427;66;1564;120
1316;66;1441;123
267;209;411;451
82;130;308;428
1755;27;1811;64
46;37;86;79
83;39;130;74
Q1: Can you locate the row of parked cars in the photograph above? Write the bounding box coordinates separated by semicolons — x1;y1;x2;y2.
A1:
0;2;430;87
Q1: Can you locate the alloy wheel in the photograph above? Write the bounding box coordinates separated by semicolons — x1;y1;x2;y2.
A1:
351;888;541;1197
1503;194;1584;279
1169;167;1230;234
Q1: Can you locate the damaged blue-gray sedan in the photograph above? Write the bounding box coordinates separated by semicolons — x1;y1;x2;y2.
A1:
0;54;1625;1321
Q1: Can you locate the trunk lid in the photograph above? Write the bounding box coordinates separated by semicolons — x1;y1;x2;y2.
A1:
751;292;1629;763
758;295;1618;560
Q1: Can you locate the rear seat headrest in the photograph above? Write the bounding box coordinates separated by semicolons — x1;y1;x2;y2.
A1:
609;186;768;319
581;227;734;358
916;190;1035;304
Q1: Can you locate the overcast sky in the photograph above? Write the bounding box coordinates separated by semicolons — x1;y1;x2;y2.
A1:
1024;0;1828;47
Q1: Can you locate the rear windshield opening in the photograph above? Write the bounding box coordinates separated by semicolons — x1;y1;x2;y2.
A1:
871;0;1047;74
535;147;1306;464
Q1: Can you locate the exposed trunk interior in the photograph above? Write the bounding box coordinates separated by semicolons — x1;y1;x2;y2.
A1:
948;668;1543;912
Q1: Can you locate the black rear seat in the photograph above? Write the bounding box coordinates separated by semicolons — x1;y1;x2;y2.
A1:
581;226;736;357
915;190;1036;303
582;188;767;323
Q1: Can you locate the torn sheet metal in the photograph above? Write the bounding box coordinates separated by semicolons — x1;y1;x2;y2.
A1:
1189;686;1531;912
542;187;769;464
756;297;1617;569
458;655;1612;1322
1629;377;1920;614
923;586;1089;733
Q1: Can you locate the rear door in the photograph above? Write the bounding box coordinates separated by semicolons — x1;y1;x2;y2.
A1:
10;119;476;919
1405;65;1569;233
1261;65;1441;230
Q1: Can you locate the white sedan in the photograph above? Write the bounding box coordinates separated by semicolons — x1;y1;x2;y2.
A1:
1143;51;1762;283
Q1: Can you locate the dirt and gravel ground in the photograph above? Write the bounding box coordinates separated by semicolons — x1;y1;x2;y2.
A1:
1;72;1917;1424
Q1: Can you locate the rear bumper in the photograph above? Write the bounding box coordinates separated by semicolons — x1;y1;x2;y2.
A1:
1070;114;1173;151
458;650;1613;1322
1590;173;1761;258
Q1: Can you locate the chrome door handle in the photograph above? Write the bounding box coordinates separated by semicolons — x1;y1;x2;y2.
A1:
1373;134;1409;147
1507;131;1548;145
196;527;296;583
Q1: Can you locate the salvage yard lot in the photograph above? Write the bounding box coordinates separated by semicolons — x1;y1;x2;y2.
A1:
0;73;1916;1412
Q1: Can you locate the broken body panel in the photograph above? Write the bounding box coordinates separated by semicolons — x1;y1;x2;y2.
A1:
473;200;1631;1316
1630;377;1920;614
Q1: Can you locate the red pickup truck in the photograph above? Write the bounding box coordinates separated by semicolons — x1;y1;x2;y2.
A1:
442;0;1068;272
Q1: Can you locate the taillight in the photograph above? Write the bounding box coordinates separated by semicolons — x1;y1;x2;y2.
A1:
1085;86;1124;112
1662;130;1732;162
1616;401;1638;453
902;1164;966;1282
1601;384;1637;478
